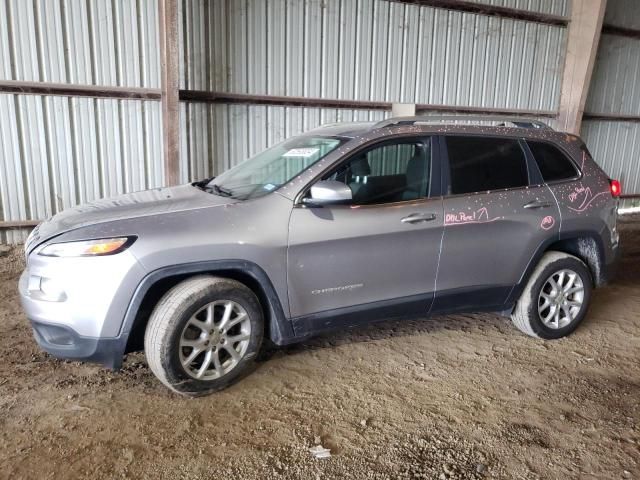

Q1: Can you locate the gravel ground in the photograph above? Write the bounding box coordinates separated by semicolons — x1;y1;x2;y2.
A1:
0;216;639;479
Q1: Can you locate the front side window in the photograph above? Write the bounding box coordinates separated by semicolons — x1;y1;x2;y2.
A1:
324;138;432;205
446;136;529;195
209;136;345;200
527;141;578;182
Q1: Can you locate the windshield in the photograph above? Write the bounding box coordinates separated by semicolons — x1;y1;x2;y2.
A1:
207;136;345;200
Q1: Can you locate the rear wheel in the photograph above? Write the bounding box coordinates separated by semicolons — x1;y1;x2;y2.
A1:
144;276;264;396
511;252;592;339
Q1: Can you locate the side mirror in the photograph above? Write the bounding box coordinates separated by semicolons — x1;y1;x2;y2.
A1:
303;180;353;206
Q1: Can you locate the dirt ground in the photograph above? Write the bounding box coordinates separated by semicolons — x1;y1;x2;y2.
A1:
1;217;639;480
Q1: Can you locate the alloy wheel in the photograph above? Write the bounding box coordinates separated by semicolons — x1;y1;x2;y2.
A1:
178;300;251;380
537;269;585;329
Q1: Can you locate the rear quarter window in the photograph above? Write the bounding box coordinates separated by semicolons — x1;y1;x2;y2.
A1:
527;141;578;182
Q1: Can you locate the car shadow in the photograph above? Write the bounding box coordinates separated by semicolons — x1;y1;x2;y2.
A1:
256;310;511;363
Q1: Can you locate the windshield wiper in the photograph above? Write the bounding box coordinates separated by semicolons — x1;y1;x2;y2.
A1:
192;176;215;188
191;177;234;198
208;183;234;197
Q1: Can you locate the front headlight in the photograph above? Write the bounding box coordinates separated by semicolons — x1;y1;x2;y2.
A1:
38;237;135;257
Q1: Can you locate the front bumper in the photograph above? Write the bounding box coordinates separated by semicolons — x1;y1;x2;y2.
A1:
30;320;126;369
19;250;146;369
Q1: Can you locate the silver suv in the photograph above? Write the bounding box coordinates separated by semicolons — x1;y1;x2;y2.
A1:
19;117;621;396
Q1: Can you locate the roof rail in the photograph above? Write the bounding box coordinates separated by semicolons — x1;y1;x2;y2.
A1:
372;115;552;130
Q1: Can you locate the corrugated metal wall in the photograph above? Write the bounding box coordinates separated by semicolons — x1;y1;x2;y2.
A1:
582;0;640;207
181;0;566;106
1;0;574;242
0;0;163;242
0;0;160;86
0;0;572;242
0;95;163;241
600;0;640;30
179;0;568;181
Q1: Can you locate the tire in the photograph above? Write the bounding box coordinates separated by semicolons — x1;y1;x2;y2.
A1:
511;251;593;339
144;275;264;396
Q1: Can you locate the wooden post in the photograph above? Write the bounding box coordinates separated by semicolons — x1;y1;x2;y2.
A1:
557;0;607;134
159;0;180;185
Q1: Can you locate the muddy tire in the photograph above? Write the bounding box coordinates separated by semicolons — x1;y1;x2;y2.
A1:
511;252;592;339
144;275;264;396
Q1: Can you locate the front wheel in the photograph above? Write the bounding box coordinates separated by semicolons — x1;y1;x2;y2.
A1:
144;276;264;396
511;252;593;339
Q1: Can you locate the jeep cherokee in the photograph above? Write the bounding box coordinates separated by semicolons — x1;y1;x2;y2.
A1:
19;116;620;396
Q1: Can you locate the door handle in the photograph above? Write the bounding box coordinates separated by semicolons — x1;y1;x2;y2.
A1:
401;213;437;224
523;200;552;209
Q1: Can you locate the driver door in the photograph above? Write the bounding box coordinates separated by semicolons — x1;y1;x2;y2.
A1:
286;136;444;336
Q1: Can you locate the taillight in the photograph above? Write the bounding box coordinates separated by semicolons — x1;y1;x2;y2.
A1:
610;179;621;198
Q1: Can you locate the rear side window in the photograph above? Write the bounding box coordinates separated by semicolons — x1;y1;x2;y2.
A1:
446;136;529;195
527;141;578;182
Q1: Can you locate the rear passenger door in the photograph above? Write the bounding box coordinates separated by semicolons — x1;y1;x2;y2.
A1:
431;135;560;314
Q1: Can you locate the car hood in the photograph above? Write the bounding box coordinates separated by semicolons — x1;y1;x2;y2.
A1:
26;184;236;251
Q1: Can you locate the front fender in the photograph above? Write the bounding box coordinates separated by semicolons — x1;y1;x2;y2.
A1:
117;260;296;349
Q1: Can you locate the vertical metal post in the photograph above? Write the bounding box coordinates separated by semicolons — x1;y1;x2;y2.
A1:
557;0;607;134
159;0;180;185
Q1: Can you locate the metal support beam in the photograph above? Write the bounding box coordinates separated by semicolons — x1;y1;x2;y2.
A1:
159;0;180;186
557;0;607;134
388;0;568;26
0;220;39;229
602;24;640;39
180;90;557;118
0;80;161;100
583;112;640;122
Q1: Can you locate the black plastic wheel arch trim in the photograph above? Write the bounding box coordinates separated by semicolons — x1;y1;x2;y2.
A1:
505;229;609;306
118;260;295;347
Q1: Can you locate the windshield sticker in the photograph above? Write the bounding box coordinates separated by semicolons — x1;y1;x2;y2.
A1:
283;147;320;158
263;183;276;191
